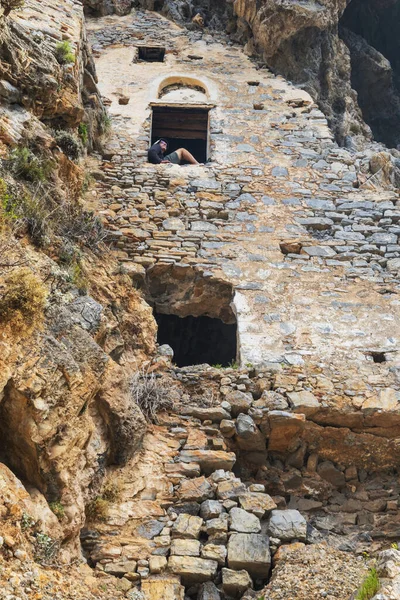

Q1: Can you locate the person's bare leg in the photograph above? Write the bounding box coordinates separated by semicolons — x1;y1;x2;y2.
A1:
176;148;199;165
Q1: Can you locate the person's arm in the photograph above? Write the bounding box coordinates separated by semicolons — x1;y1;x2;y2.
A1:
148;147;162;164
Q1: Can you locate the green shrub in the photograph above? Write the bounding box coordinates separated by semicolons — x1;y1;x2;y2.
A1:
9;147;51;183
54;130;81;160
78;123;88;145
21;512;36;531
1;0;25;16
0;268;47;333
55;41;75;65
49;501;65;521
356;569;380;600
34;532;59;564
100;112;112;135
67;260;88;294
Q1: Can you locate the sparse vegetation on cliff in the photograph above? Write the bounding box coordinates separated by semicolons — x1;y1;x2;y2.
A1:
54;130;81;160
9;147;52;183
55;41;76;65
356;569;380;600
130;369;172;423
0;267;47;332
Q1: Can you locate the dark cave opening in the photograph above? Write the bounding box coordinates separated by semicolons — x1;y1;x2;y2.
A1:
155;311;237;368
339;0;400;148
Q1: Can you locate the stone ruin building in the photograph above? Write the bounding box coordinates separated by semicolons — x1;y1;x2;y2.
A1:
1;1;400;599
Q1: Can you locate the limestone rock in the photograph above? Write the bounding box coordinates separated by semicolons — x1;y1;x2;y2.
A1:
217;479;247;501
170;539;201;557
286;391;320;415
177;476;215;502
224;390;253;416
235;414;266;451
172;514;203;539
200;500;225;520
222;568;252;597
168;556;218;584
198;581;221;600
201;543;227;565
268;510;307;542
227;533;271;578
238;493;277;518
179;450;236;474
180;406;231;422
229;507;261;533
149;556;167;574
141;576;185;600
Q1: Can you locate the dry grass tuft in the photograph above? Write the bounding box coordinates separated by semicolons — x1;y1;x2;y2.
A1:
0;268;47;333
130;368;173;423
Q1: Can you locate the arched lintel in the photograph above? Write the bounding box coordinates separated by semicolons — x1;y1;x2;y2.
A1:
150;73;218;103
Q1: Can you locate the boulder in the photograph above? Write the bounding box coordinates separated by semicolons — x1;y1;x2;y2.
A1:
222;568;252;597
198;581;221;600
179;450;236;474
224;390;253;416
200;500;225;520
268;510;307;541
217;478;247;500
227;533;271;578
168;556;218;584
229;508;261;533
172;514;203;539
235;414;266;451
178;476;215;502
201;543;227;565
238;493;277;518
170;539;201;557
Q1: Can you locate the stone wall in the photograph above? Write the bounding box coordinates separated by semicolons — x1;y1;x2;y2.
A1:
88;9;400;374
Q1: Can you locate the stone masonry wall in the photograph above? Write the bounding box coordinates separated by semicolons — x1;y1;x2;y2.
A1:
87;10;400;377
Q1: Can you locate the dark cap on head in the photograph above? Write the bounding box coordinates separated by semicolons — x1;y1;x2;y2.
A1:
158;138;168;148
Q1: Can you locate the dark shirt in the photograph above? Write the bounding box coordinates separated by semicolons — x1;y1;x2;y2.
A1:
148;142;165;164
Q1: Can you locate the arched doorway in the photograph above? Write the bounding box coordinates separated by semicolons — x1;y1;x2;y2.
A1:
150;76;214;163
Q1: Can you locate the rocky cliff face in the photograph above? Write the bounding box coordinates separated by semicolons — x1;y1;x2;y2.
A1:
2;1;400;599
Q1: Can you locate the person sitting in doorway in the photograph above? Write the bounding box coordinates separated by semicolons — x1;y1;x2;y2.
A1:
148;139;200;165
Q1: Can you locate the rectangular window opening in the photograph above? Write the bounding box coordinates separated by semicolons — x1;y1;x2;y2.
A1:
151;106;210;164
138;46;166;62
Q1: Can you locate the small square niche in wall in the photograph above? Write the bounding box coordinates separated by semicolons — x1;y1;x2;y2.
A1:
138;46;165;62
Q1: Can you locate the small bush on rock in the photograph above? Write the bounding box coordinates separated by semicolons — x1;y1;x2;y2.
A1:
55;41;75;65
356;568;380;600
0;268;47;332
34;532;59;564
9;147;51;183
86;497;109;522
78;123;88;145
130;369;172;423
49;501;65;521
54;131;81;160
